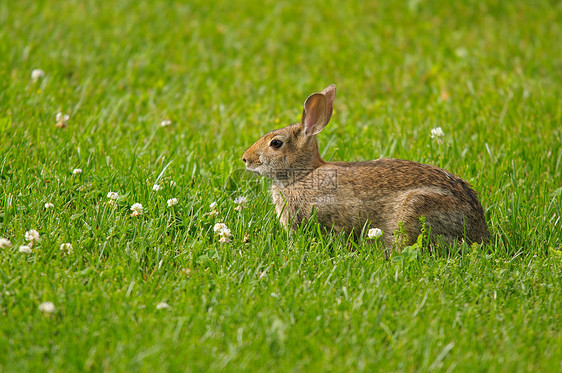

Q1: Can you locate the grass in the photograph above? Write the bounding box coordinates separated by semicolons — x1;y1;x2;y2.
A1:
1;0;561;371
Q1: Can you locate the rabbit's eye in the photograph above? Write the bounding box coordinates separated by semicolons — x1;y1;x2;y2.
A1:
270;139;283;149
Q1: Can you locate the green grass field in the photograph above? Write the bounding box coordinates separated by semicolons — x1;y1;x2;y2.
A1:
1;0;562;371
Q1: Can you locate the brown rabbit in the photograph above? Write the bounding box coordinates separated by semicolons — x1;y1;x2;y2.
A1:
242;84;489;253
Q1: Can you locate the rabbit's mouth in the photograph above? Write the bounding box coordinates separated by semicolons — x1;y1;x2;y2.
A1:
245;163;264;175
246;163;279;180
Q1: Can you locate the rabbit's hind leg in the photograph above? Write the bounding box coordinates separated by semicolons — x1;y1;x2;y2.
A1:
394;189;467;250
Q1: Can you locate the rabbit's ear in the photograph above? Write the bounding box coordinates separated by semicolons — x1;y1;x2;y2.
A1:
302;93;327;136
320;84;337;123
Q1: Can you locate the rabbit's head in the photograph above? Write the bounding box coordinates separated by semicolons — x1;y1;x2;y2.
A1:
242;84;336;185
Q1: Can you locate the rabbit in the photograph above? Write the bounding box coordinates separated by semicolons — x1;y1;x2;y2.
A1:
242;84;489;253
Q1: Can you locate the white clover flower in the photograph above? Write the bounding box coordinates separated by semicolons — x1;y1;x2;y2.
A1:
234;196;248;205
56;112;70;123
60;243;73;254
56;112;70;128
160;119;172;127
430;127;445;139
72;168;82;175
234;196;248;211
0;238;12;249
39;302;56;313
167;198;178;207
44;202;55;209
19;245;32;254
455;48;468;58
213;222;232;242
107;192;119;200
367;228;383;239
130;203;144;216
31;69;45;81
25;229;40;242
152;184;161;191
209;201;219;216
213;223;228;234
156;302;171;310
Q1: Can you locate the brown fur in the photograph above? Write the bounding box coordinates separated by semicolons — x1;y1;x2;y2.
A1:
242;84;489;253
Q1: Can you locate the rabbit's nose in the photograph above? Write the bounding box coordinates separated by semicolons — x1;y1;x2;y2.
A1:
242;157;247;163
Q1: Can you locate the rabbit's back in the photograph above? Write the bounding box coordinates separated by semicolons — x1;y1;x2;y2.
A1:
273;158;489;248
